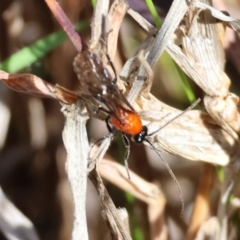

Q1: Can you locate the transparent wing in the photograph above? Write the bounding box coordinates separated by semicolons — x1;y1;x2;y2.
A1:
73;49;135;123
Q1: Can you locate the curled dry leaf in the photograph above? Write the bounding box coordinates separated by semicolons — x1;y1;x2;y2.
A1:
195;1;240;32
99;159;164;205
107;0;128;60
0;70;56;99
166;1;240;139
90;0;110;51
0;70;80;104
90;0;128;61
54;84;79;104
122;0;240;166
137;95;240;166
89;169;132;240
100;158;168;239
123;0;190;102
167;39;240;139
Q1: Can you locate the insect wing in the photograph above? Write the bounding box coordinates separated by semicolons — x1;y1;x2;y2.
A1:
73;50;135;123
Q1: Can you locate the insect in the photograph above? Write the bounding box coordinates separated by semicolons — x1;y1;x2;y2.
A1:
73;41;200;215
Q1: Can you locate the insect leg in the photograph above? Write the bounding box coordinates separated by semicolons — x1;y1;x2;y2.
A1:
88;116;114;172
122;133;131;179
95;105;111;115
88;115;113;160
101;18;118;83
105;53;117;83
88;137;105;160
105;115;113;133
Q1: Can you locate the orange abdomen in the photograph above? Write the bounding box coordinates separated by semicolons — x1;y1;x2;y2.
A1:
110;109;143;135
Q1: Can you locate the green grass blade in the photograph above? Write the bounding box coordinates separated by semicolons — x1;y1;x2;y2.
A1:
173;62;196;102
91;0;97;7
0;21;89;73
144;1;196;102
144;0;162;28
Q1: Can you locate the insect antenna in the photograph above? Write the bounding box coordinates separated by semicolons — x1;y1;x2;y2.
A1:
143;98;201;216
122;133;131;179
148;98;201;137
144;137;185;217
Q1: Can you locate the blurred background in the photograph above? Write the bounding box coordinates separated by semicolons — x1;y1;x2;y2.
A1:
0;0;240;240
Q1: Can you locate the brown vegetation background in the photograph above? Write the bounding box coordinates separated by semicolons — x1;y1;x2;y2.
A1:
0;0;240;240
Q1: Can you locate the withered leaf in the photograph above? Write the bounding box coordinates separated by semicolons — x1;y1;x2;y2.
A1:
0;70;56;99
0;70;80;104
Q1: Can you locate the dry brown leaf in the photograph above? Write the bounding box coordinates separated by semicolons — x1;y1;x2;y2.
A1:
107;0;128;60
99;159;164;205
90;0;110;50
89;168;132;240
54;84;79;104
117;0;240;167
0;70;80;104
0;70;56;99
138;95;240;166
161;1;240;139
